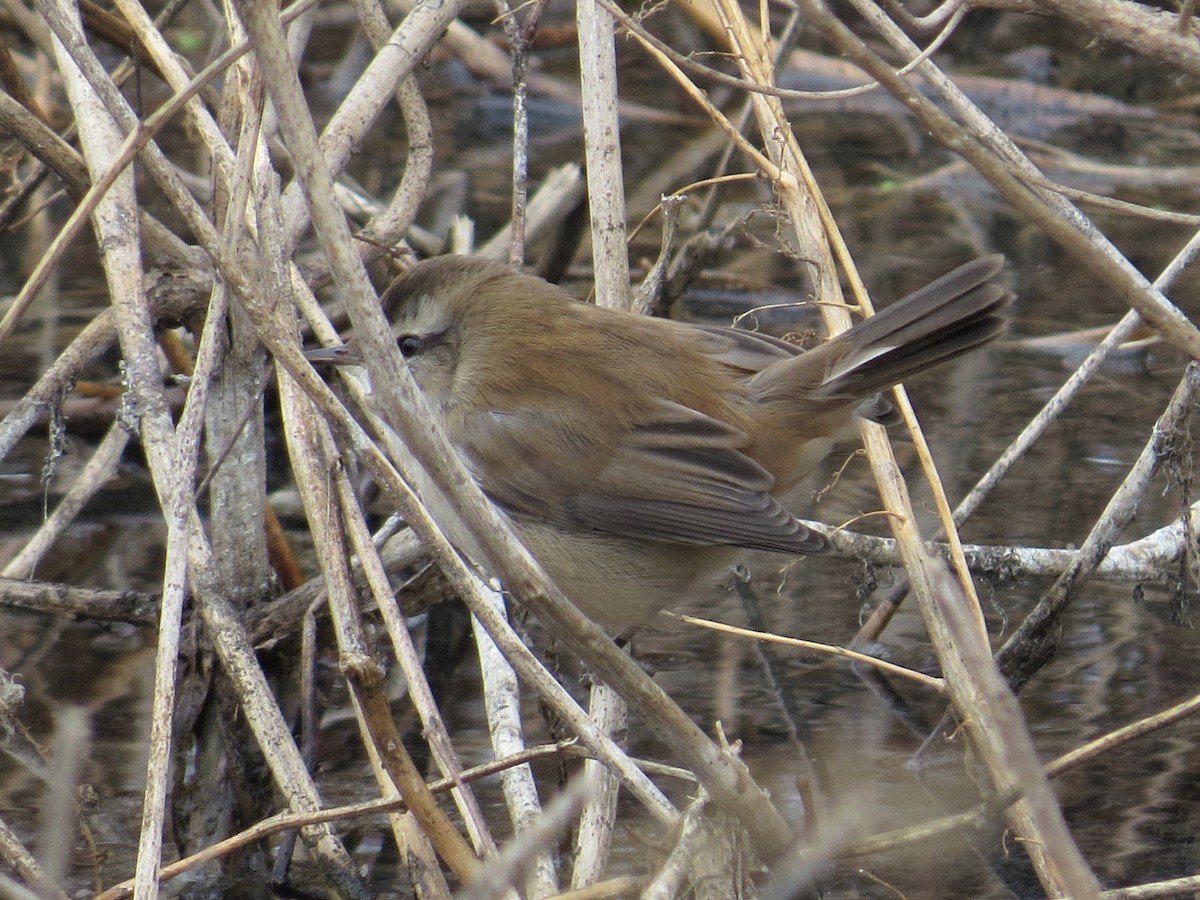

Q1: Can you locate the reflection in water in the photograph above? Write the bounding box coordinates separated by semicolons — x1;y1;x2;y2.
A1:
3;337;1196;897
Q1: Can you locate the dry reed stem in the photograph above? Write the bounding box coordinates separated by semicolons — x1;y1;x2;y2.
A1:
226;0;796;863
569;683;626;890
6;0;1200;895
998;364;1200;686
924;563;1103;897
473;587;558;897
826;0;1200;359
92;744;575;899
707;1;1100;894
577;0;630;309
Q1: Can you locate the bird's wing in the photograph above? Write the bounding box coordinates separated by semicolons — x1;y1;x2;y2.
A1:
687;323;800;373
456;398;826;554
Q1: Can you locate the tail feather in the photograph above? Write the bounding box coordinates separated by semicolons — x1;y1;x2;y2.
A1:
748;254;1013;411
823;283;1010;397
819;256;1012;400
830;254;1005;358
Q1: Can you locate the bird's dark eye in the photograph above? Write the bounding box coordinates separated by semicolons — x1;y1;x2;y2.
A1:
398;334;424;357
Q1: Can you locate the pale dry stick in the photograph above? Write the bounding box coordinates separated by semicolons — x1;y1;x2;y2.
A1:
232;0;797;864
109;0;233;189
0;88;89;189
0;579;159;624
49;0;391;707
713;0;987;630
577;0;630;309
390;0;678;124
241;524;418;641
37;707;88;890
330;477;475;889
131;265;236;898
665;0;962;103
450;214;475;254
622;6;805;239
1003;162;1200;227
281;375;479;883
345;682;454;899
333;459;499;859
348;0;434;253
1025;0;1200;77
274;601;321;884
277;0;475;251
459;776;595;900
1102;874;1200;899
677;615;945;692
283;0;324;75
131;52;264;893
26;0;427;334
710;7;1097;891
41;5;370;894
706;1;842;320
495;0;532;268
828;0;1200;359
73;0;446;628
43;10;208;900
352;71;432;249
93;744;573;900
570;682;626;891
923;562;1102;899
478;163;585;261
202;52;273;594
473;588;558;898
630;194;684;316
844;686;1200;863
0;817;67;900
1046;690;1200;783
0;11;282;451
820;516;1200;583
594;14;780;191
878;0;966;30
998;363;1200;688
641;793;726;900
1;423;129;578
955;231;1200;527
685;807;754;900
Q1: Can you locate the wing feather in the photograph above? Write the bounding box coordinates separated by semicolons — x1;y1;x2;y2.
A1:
456;399;826;554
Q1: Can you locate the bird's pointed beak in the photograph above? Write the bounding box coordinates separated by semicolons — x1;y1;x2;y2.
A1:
304;343;363;367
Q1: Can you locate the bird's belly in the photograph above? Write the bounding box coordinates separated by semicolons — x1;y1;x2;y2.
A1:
511;520;732;630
